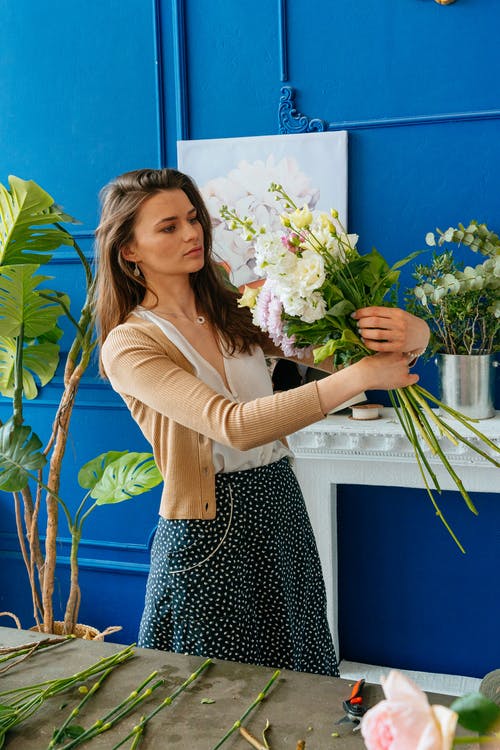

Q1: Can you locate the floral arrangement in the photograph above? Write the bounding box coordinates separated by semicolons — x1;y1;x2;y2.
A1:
360;669;500;749
406;222;500;356
220;185;500;552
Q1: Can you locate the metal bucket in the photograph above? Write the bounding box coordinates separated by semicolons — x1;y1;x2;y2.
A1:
435;354;498;419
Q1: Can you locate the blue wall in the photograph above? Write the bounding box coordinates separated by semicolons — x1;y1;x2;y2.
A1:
0;0;498;675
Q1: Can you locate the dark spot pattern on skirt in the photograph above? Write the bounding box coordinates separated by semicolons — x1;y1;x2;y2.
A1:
138;457;339;677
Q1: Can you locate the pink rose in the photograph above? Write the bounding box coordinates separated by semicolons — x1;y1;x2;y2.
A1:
361;670;458;750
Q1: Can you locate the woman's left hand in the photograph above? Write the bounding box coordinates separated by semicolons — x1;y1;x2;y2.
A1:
352;307;430;354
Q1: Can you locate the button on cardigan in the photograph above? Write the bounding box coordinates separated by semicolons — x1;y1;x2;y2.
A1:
101;315;326;519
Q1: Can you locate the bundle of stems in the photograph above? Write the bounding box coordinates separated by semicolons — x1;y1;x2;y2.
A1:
49;657;212;749
0;645;134;748
390;385;499;553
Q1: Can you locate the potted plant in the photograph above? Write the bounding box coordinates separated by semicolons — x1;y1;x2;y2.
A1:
0;176;162;636
406;221;500;418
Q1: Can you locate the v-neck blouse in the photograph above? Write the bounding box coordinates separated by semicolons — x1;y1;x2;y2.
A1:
135;308;291;473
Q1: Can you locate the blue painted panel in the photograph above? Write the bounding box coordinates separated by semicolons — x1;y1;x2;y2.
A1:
0;0;160;230
285;0;500;121
337;484;499;678
182;0;281;139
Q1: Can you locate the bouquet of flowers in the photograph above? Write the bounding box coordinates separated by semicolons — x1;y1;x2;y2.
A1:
220;184;500;552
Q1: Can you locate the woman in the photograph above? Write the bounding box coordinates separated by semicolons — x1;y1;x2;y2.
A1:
95;168;429;677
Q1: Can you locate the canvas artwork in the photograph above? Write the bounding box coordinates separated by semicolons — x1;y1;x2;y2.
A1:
177;131;348;289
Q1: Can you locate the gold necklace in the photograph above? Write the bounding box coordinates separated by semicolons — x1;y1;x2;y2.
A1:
153;310;206;325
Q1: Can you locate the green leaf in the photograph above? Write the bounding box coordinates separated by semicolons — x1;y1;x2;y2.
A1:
451;692;500;734
88;452;162;504
63;725;86;739
0;265;65;338
201;698;216;704
0;176;78;266
0;419;46;491
0;336;60;399
77;450;129;489
391;250;423;271
328;300;356;317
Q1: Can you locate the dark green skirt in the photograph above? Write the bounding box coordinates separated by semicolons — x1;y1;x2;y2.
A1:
138;457;338;676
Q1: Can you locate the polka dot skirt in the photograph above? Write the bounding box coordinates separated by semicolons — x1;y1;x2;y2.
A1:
138;457;339;677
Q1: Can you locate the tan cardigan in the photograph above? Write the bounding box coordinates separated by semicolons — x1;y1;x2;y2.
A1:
101;315;326;519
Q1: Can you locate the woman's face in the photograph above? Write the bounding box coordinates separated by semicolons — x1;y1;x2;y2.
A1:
122;189;204;282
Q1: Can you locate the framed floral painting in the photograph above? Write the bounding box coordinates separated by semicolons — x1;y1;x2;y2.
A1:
177;131;348;289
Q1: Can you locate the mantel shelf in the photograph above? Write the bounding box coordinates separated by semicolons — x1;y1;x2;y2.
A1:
289;408;500;471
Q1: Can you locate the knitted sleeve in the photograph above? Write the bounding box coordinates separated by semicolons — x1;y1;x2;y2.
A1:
101;321;326;451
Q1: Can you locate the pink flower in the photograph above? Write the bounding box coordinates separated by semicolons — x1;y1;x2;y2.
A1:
361;671;458;750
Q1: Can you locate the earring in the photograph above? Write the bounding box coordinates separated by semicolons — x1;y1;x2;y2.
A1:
133;263;141;278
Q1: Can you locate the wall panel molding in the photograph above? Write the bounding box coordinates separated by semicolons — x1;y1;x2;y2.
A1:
172;0;189;141
279;86;500;134
278;0;288;82
0;532;152;576
153;0;167;167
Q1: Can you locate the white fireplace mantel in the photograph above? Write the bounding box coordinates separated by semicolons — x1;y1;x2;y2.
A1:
288;408;500;657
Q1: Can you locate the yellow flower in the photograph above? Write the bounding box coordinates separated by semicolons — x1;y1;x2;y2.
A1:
238;285;260;309
290;205;312;229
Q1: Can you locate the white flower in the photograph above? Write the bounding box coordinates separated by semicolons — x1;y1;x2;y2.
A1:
202;156;319;287
279;288;326;323
294;248;326;295
253;232;298;279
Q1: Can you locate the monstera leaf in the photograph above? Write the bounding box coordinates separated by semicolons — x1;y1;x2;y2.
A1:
78;451;162;504
0;336;61;399
0;176;76;266
0;419;47;492
78;450;129;489
0;265;65;338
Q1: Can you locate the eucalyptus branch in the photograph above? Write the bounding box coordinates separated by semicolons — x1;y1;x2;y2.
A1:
210;669;281;750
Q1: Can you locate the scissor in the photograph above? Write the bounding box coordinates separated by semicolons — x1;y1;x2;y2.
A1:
336;678;367;732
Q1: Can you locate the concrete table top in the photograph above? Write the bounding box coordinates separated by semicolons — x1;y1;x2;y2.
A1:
0;627;460;749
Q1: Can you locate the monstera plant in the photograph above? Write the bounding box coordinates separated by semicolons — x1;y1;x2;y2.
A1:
0;176;162;636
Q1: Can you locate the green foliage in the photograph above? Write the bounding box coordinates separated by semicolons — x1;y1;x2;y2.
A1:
451;691;500;734
78;451;162;505
0;420;46;492
0;175;162;633
0;176;76;266
406;228;500;355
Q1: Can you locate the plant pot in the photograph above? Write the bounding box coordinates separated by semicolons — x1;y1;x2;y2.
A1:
30;621;122;641
435;353;498;419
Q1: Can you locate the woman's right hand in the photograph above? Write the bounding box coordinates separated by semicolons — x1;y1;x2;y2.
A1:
316;352;419;415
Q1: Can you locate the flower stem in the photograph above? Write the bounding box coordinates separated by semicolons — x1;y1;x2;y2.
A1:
210;670;281;750
390;390;466;553
111;657;212;750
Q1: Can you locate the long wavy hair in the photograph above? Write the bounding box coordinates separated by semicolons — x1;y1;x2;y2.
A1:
94;168;266;374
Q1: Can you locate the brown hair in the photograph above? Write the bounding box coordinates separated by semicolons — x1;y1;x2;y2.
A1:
94;168;266;374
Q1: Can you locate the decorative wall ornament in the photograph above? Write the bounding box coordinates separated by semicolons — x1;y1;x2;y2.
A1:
435;0;456;4
278;86;327;134
279;86;500;135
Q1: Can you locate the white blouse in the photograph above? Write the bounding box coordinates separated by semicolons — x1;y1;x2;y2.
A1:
135;308;291;473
